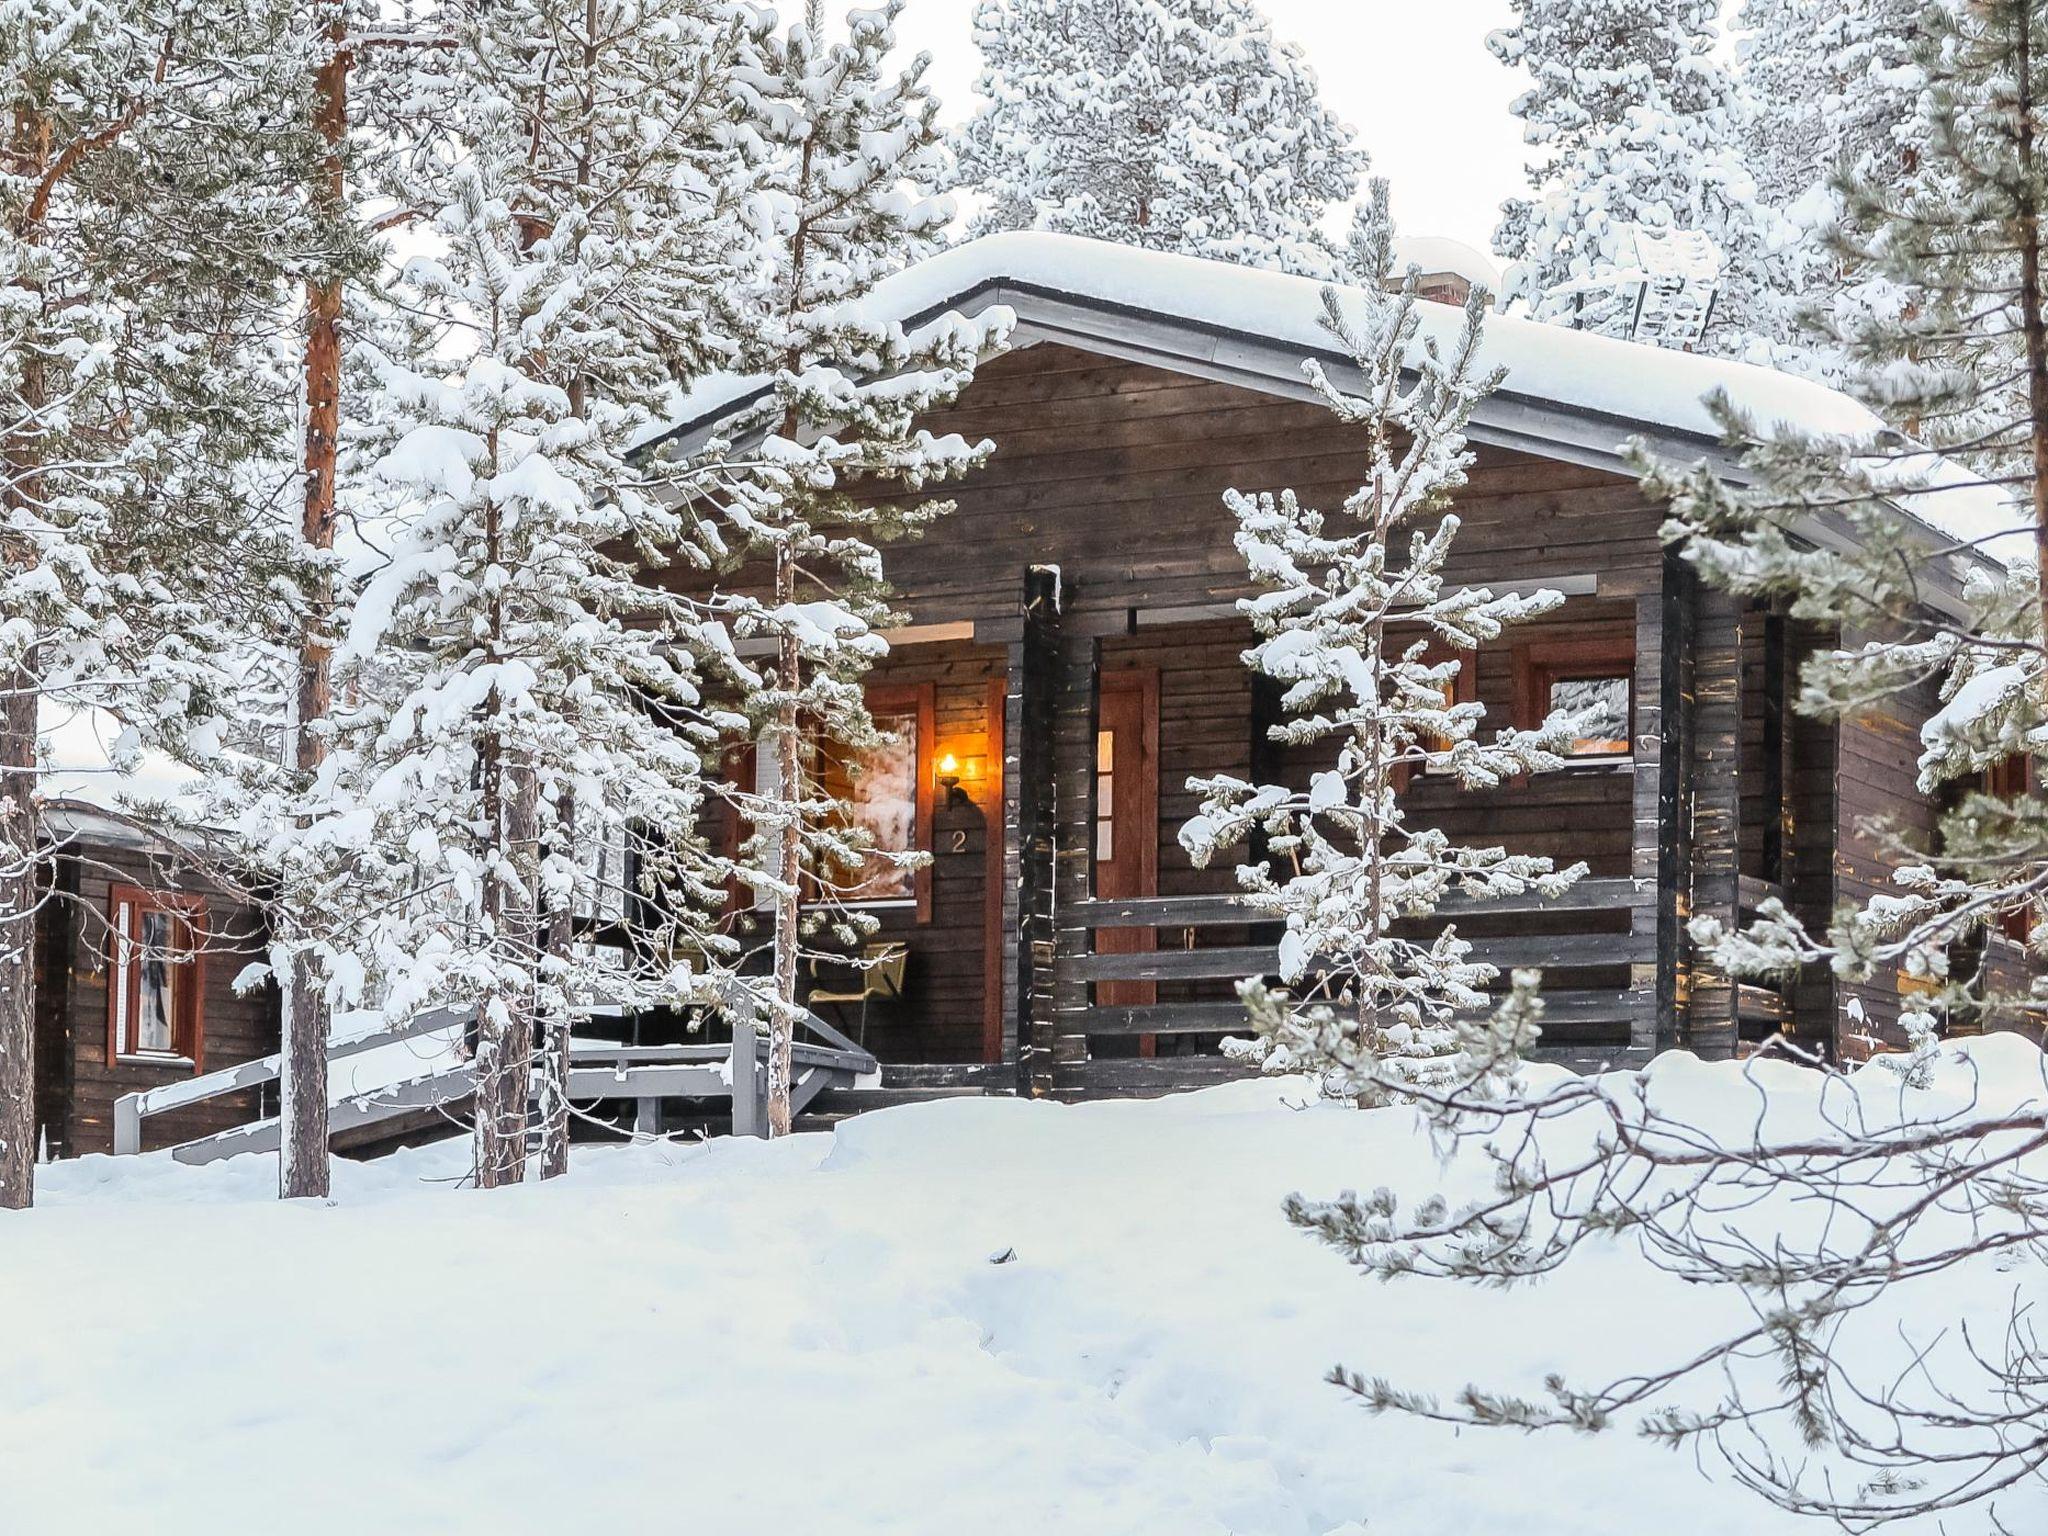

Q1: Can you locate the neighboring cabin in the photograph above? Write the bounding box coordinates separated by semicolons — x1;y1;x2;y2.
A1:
30;716;276;1157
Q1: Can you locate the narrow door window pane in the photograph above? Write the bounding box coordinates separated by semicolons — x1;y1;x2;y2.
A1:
135;910;180;1054
1095;730;1115;861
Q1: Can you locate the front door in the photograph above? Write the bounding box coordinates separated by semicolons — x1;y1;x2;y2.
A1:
1095;670;1159;1051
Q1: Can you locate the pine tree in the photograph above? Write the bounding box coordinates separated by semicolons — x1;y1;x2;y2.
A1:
1490;0;1786;360
1180;181;1584;1104
711;0;1009;1135
1650;0;2047;1040
956;0;1363;277
318;0;764;1187
0;0;322;1208
1737;0;1925;378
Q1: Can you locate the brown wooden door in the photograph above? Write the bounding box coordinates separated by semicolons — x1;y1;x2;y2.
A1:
1094;671;1159;1048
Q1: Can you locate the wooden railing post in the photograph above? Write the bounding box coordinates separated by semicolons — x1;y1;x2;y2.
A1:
1008;567;1062;1098
730;1010;763;1139
1636;549;1695;1057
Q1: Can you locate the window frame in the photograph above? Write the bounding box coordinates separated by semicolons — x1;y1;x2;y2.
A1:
1390;632;1481;791
813;680;936;922
104;883;208;1071
1513;636;1637;763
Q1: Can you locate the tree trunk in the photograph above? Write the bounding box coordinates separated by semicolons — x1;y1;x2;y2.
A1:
768;546;800;1138
2012;9;2048;651
0;663;37;1210
279;18;349;1202
475;751;540;1188
1;108;49;1209
538;791;573;1180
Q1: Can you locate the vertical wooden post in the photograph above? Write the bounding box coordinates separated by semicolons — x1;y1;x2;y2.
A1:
1760;609;1789;889
731;1011;763;1139
1007;568;1061;1097
1633;550;1696;1056
1048;617;1107;1095
1686;590;1744;1059
1788;619;1841;1054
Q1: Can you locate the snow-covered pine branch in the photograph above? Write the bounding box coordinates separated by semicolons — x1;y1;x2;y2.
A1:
1646;0;2047;1046
955;0;1363;279
1180;180;1587;1104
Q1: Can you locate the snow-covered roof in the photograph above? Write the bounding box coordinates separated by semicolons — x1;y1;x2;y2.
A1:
641;232;2022;605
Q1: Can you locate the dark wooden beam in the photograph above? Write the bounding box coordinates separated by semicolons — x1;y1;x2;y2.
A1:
1008;566;1061;1097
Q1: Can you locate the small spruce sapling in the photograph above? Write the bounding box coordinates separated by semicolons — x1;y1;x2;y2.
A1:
1181;181;1585;1105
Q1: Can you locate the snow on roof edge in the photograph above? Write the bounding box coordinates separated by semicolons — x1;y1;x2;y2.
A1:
639;231;2027;572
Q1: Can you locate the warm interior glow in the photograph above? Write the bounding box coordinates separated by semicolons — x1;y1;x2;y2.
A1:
936;752;961;781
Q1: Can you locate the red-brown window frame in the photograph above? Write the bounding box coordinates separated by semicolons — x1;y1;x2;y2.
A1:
1391;634;1480;792
813;681;935;923
104;883;207;1071
1513;636;1637;760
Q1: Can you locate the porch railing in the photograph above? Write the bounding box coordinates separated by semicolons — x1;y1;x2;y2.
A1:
1064;875;1658;1073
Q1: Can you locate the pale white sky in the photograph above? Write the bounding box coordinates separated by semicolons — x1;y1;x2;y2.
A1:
881;0;1534;256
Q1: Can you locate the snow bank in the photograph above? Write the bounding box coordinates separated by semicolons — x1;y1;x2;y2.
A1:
6;1041;2045;1535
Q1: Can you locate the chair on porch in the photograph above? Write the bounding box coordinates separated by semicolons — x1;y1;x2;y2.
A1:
805;941;909;1046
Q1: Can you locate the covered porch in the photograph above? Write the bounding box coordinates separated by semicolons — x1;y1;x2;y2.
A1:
836;553;1822;1101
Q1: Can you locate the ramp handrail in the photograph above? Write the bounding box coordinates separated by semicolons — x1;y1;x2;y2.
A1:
112;1004;473;1155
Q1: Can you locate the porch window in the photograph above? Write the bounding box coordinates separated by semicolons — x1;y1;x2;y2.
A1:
105;884;206;1068
1095;728;1115;859
814;682;935;919
1392;634;1479;787
1515;638;1635;759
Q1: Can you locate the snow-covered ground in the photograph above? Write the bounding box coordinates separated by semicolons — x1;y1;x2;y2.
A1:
7;1043;2046;1535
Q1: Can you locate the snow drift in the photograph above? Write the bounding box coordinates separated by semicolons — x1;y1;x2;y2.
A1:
5;1039;2045;1535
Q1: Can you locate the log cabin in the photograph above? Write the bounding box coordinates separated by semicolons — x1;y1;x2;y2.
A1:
643;231;2043;1104
46;232;2045;1165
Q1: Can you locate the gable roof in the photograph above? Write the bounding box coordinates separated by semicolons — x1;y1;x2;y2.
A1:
640;231;2023;607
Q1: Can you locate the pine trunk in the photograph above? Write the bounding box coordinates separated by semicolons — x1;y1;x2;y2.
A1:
2014;8;2048;651
280;22;349;1202
768;547;800;1138
538;792;573;1180
0;663;37;1209
475;753;539;1188
1;113;47;1207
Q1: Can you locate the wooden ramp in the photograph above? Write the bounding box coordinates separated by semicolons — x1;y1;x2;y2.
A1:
112;991;880;1166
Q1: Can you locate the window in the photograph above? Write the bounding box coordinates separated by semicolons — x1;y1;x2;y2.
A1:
813;682;934;918
1095;728;1115;860
1515;638;1635;759
1984;755;2036;946
1392;635;1480;790
105;884;206;1068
